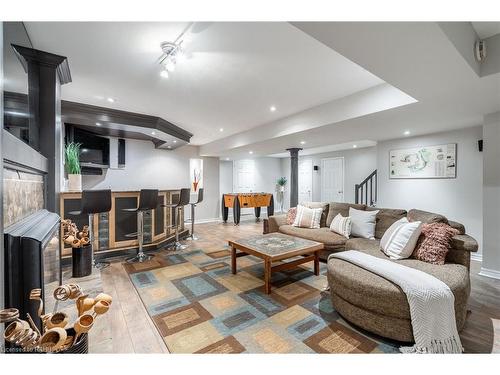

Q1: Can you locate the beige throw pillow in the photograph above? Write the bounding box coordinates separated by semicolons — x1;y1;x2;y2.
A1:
293;205;322;229
381;217;422;259
329;214;352;238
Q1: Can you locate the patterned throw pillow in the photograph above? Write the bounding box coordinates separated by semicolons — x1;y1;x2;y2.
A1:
286;207;297;225
412;222;460;265
292;205;323;229
329;213;352;238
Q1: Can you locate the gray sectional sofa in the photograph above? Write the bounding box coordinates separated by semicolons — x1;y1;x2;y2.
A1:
267;202;479;342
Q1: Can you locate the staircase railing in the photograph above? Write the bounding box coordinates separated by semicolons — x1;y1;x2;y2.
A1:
355;170;377;206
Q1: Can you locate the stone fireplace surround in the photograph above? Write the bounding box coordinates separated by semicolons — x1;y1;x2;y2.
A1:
2;129;48;228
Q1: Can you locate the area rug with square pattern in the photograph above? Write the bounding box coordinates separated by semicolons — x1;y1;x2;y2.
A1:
124;243;400;353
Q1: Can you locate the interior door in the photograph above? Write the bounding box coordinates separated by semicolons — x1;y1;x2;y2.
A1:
233;159;255;193
321;158;344;202
298;159;313;204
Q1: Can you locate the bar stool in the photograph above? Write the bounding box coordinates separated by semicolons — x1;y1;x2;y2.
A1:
162;188;190;251
69;189;112;270
187;188;204;241
123;189;159;263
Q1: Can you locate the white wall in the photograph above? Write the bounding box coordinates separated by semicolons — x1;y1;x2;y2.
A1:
482;112;500;276
220;157;282;217
253;158;283;194
219;160;233;194
377;126;483;253
82;138;220;221
280;147;377;210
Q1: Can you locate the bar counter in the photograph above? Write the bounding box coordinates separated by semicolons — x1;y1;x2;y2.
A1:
59;190;187;259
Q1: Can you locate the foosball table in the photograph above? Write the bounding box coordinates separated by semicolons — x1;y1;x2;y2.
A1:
222;193;274;224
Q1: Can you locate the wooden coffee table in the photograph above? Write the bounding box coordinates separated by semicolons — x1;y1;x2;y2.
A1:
228;233;324;294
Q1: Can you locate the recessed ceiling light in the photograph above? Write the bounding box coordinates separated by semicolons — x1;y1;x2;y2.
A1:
353;144;358;148
404;130;411;136
160;70;169;79
300;141;306;145
270;106;277;112
219;128;224;132
226;158;230;161
173;140;177;143
167;146;172;149
151;131;156;135
249;151;253;154
95;122;101;126
107;97;115;103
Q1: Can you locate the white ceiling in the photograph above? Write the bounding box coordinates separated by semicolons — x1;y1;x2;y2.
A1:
268;140;377;158
200;22;500;159
471;22;500;39
23;22;383;145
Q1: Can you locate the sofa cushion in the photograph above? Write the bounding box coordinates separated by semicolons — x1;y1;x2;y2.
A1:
367;207;408;239
326;202;366;227
345;237;382;253
301;202;329;227
327;245;470;320
408;209;448;224
278;225;347;247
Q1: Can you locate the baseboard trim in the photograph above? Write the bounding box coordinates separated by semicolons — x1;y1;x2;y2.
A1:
471;253;483;262
186;217;220;224
478;267;500;280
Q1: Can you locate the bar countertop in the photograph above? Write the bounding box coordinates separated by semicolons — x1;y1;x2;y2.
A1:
59;189;187;259
60;188;184;195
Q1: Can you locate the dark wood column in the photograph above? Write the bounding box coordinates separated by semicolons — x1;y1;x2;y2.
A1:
12;45;71;213
286;148;302;208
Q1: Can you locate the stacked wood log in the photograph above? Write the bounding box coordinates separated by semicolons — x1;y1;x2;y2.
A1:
1;284;112;353
62;219;90;248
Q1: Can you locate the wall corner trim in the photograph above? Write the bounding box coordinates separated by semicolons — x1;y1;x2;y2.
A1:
478;267;500;280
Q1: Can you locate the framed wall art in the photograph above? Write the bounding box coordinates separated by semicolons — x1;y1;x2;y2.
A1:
389;143;457;179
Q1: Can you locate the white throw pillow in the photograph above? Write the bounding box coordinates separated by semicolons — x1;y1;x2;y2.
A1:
349;207;379;239
381;217;423;259
293;205;322;229
330;214;352;238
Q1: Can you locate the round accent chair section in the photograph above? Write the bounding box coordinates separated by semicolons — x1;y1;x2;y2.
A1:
326;242;471;343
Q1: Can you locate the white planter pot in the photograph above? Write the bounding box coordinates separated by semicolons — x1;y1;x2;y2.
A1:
68;174;82;192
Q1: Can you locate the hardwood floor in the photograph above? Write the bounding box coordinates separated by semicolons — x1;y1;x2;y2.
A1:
77;219;499;353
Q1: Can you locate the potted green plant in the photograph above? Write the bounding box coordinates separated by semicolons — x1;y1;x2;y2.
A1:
276;177;287;192
276;177;287;213
65;142;82;191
